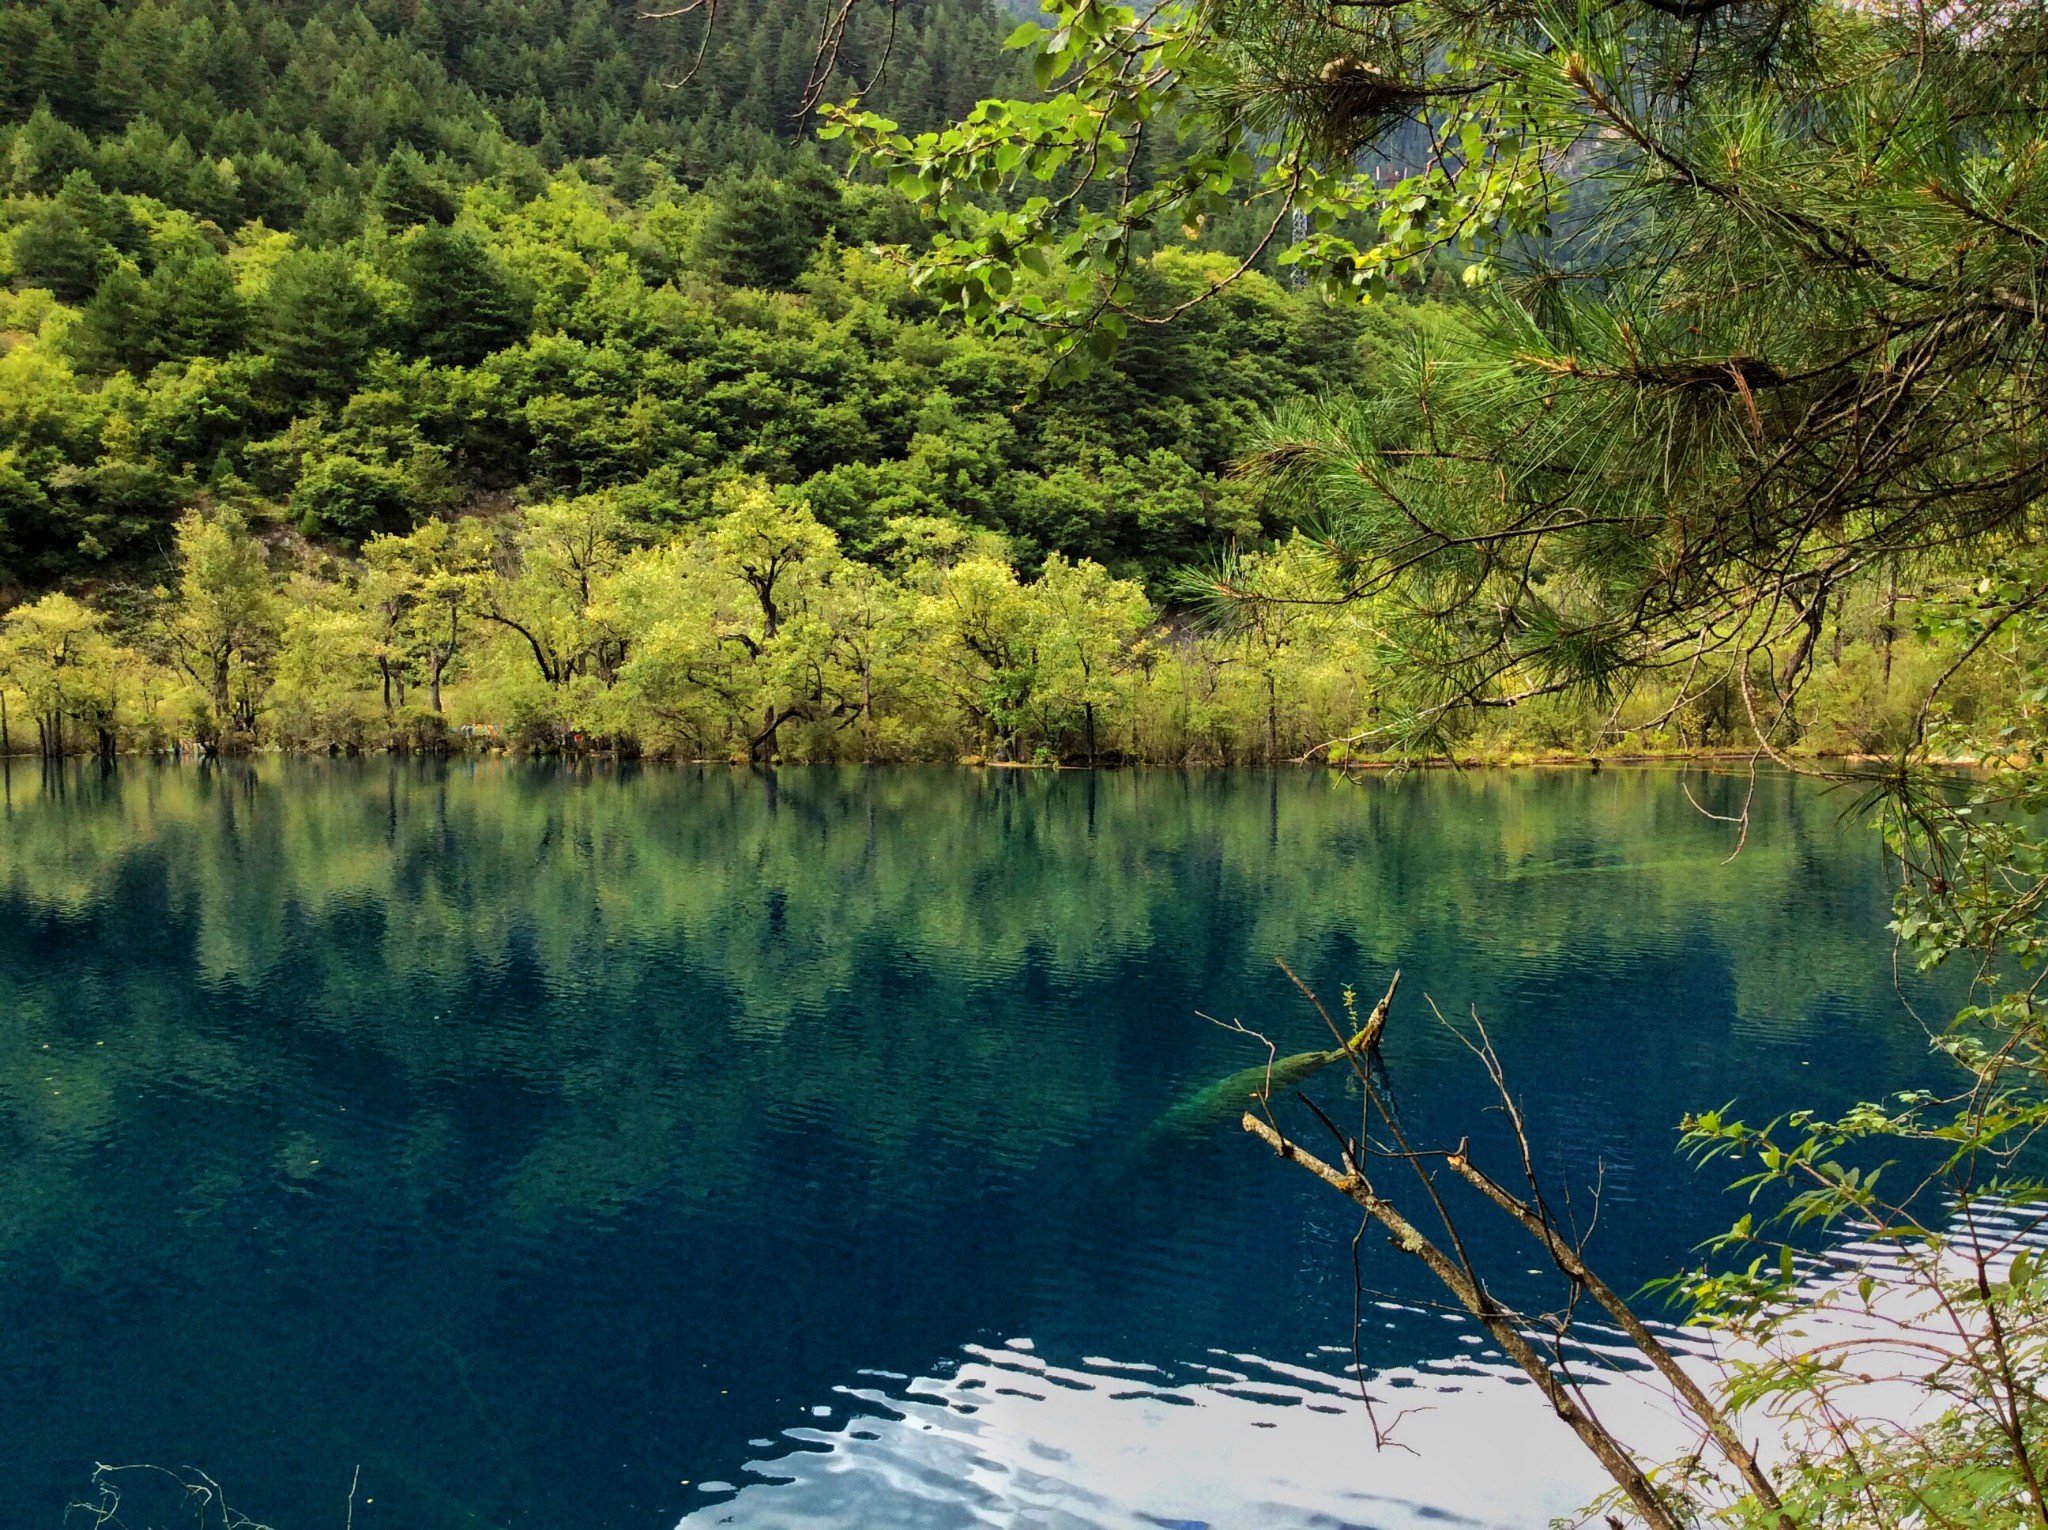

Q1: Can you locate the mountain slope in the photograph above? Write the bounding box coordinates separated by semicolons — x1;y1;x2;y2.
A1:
1;0;1021;229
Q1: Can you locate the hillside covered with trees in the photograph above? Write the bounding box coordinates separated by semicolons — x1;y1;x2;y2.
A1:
3;0;1016;195
0;167;1362;587
0;0;1986;767
3;0;1328;590
0;0;1486;761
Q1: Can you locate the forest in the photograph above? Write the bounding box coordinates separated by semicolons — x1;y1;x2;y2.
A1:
0;0;1456;761
0;0;1988;762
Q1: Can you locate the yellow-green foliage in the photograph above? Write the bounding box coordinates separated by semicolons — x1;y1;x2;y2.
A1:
0;498;1999;764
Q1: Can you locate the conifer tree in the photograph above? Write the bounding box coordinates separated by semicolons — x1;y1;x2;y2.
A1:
66;263;153;374
256;246;381;402
9;199;109;302
152;252;247;363
693;172;833;290
371;142;458;228
396;224;532;366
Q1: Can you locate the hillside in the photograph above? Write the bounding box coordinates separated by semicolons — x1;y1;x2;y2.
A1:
0;0;1398;600
2;0;1020;206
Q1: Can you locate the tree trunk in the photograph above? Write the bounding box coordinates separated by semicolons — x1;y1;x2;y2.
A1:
861;662;874;763
212;646;232;728
1777;584;1828;704
1882;559;1899;689
430;603;457;713
751;706;783;763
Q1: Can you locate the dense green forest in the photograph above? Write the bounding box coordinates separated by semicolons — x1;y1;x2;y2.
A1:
2;0;1018;193
0;0;1338;589
0;0;1996;764
0;171;1363;586
0;0;1458;760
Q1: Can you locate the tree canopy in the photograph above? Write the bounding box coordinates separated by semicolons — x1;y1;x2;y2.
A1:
833;0;2048;752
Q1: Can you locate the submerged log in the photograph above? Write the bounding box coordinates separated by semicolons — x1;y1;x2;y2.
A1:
1152;970;1400;1135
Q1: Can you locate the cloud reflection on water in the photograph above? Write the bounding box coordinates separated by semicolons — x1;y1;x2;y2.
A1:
693;1201;2048;1530
681;1335;1654;1530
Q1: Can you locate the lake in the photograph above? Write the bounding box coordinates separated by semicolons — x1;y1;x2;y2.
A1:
0;761;1944;1529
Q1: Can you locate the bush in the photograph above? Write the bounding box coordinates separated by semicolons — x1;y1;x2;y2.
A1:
291;452;410;539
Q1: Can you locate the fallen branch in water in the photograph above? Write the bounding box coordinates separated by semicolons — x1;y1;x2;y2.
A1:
1240;1112;1687;1530
1238;971;1795;1530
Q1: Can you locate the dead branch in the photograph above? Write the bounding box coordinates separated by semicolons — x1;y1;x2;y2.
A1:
1241;1111;1687;1530
1233;970;1806;1529
1355;967;1402;1051
1445;1006;1793;1526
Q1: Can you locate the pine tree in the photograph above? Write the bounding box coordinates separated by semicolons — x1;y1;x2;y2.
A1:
397;224;532;366
9;198;109;302
66;263;153;374
371;141;458;227
257;247;381;401
694;172;831;290
153;252;247;363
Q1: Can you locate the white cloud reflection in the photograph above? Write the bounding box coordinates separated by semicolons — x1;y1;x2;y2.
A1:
676;1334;1685;1530
679;1202;2048;1528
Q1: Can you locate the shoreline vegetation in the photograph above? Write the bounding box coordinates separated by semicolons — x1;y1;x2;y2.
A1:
0;741;1936;768
0;497;2005;765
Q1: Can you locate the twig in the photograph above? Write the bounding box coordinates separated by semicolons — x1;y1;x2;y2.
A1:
1241;1113;1687;1530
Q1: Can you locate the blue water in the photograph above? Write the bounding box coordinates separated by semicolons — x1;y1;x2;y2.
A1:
0;762;1944;1528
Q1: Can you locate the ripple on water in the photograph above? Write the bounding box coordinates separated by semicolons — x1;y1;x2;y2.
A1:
676;1337;1649;1530
0;762;1966;1530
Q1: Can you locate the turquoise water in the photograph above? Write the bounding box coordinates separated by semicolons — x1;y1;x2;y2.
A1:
0;762;1941;1528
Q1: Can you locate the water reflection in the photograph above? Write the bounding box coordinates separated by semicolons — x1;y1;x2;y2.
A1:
0;761;1947;1528
681;1337;1632;1530
700;1199;2048;1529
703;1191;2048;1530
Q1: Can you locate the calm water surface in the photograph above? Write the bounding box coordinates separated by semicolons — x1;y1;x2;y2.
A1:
0;763;1945;1528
